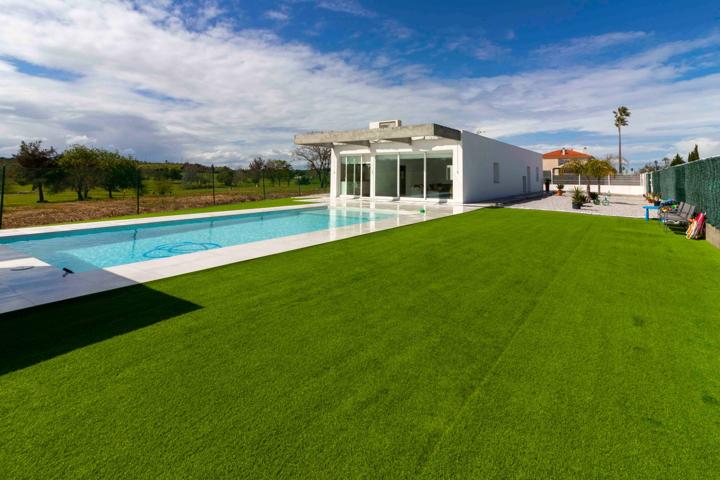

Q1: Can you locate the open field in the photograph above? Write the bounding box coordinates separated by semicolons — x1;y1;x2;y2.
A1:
2;209;719;478
1;180;326;228
4;197;308;228
2;179;323;208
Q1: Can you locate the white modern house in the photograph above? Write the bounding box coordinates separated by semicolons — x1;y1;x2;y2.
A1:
294;120;542;204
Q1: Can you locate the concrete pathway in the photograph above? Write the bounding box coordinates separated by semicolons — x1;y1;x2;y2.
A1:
506;193;651;219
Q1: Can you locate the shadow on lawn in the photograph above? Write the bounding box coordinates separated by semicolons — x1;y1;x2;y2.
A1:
0;285;201;376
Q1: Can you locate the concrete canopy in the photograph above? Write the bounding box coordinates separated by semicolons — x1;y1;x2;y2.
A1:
293;123;462;147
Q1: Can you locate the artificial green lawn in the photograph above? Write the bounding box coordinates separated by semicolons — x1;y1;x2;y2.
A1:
1;208;719;478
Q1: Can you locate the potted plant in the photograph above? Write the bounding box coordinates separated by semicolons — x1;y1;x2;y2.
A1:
544;178;551;194
556;184;564;196
571;187;586;209
589;191;600;205
653;193;661;206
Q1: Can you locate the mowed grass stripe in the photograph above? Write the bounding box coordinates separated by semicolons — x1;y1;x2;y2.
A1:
1;209;719;478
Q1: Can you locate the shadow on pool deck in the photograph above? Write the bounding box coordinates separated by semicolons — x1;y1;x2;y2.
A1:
0;284;201;376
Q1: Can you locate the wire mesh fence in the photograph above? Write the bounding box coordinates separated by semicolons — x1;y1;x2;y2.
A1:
650;156;720;226
0;163;329;229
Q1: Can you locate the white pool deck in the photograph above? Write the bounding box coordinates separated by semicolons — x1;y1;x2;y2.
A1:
0;199;480;314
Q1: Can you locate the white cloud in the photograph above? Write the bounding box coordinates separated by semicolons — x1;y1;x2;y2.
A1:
65;134;96;145
0;1;718;166
265;7;290;22
314;0;375;17
474;39;510;60
532;31;649;60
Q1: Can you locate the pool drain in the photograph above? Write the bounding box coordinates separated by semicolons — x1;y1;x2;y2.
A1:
143;242;221;259
10;265;34;271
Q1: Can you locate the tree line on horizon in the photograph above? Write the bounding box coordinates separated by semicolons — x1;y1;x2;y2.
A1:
1;142;331;203
638;144;702;173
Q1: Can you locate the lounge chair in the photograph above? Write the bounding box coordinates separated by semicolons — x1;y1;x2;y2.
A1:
664;204;695;230
660;201;684;222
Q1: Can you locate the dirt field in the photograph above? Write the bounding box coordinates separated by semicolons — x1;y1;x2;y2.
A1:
1;191;316;228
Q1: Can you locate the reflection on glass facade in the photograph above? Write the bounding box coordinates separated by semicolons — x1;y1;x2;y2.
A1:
375;155;397;197
426;152;453;199
340;156;360;196
340;151;453;200
399;154;424;198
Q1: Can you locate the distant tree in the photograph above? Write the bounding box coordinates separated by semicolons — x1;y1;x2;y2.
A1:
59;145;103;200
688;144;700;162
216;166;236;187
293;146;330;188
13;140;60;203
264;159;280;186
181;163;203;188
670;153;685;166
613;106;631;174
98;150;139;198
155;178;173;195
265;159;293;186
248;157;267;198
638;162;656;174
233;168;246;185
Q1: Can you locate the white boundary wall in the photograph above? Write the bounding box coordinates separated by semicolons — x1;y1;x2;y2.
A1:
549;183;645;195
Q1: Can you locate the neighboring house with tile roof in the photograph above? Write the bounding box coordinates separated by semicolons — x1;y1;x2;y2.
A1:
542;148;592;174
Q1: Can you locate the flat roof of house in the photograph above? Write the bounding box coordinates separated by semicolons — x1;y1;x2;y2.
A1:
294;123;462;147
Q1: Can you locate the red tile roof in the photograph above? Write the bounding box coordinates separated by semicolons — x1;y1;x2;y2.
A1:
542;148;592;159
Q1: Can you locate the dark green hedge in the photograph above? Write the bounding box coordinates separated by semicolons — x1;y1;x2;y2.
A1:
651;156;720;226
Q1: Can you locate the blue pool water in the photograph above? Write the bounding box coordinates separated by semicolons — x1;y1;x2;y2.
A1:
0;207;394;272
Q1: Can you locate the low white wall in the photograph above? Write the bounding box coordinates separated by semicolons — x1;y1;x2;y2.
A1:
549;184;644;195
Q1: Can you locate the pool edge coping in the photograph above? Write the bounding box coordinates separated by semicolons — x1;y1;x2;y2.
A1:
0;202;481;314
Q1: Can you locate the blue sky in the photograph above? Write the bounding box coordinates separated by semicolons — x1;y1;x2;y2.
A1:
0;0;719;169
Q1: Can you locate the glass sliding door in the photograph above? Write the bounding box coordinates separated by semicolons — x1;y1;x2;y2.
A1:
426;152;453;199
361;157;371;197
375;154;398;197
351;160;361;196
399;154;424;198
340;155;361;196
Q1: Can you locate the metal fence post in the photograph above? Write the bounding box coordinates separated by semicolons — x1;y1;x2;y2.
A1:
0;165;5;230
136;170;141;215
261;169;266;199
211;164;216;205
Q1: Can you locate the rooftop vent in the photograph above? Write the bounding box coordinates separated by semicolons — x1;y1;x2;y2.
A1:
369;119;402;129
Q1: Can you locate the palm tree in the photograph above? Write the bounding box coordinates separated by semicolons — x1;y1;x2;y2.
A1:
613;106;631;174
559;159;593;195
586;158;617;194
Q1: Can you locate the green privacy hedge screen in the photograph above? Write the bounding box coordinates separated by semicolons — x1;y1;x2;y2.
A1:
651;156;720;226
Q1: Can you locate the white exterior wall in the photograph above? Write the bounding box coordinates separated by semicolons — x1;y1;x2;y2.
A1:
460;131;542;203
327;129;541;204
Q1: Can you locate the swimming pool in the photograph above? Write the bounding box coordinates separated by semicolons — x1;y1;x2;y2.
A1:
0;207;394;272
